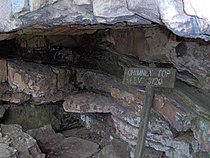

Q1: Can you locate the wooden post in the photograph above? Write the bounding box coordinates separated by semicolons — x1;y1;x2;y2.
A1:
134;86;154;158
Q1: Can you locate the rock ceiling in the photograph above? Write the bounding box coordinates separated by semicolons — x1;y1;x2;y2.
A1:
0;0;210;40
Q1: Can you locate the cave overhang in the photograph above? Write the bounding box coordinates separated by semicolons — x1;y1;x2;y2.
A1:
0;0;210;41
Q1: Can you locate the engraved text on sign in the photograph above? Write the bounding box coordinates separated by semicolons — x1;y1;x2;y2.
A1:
123;68;176;88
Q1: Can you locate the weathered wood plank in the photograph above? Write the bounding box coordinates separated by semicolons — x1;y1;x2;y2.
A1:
123;68;176;88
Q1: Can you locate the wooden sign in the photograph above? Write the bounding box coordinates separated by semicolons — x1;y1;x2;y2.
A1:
123;67;176;158
123;67;176;88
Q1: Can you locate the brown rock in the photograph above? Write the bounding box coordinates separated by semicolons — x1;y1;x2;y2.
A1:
52;68;74;92
7;60;62;103
154;94;187;131
76;69;143;112
108;28;148;58
63;92;140;128
64;92;113;113
1;92;30;104
0;59;7;82
0;82;9;97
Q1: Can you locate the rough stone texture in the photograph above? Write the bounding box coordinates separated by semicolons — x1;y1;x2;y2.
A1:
127;0;160;24
27;125;99;158
191;118;210;152
1;27;209;92
63;91;197;157
64;92;117;113
52;68;74;93
0;124;45;158
157;0;210;40
141;147;165;158
0;142;17;158
0;59;7;82
7;60;74;103
0;0;210;40
75;69;188;131
8;60;61;103
96;138;130;158
169;41;210;91
106;28;148;58
80;113;116;143
154;94;188;132
99;27;210;92
1;92;30;104
61;127;103;145
64;69;210;157
0;104;9;120
92;0;133;18
0;81;30;104
0;28;209;157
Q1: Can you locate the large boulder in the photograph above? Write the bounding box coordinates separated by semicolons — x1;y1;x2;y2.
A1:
0;0;210;40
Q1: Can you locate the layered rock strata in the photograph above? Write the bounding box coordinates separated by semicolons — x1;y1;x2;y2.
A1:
0;0;210;40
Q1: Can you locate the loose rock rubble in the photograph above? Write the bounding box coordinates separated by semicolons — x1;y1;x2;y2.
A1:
0;124;45;158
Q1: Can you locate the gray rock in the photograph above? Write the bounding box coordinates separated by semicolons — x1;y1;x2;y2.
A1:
97;138;130;158
143;147;165;158
61;127;103;145
0;124;45;158
169;41;210;91
0;143;17;158
63;91;197;157
27;125;99;158
0;104;9;119
0;0;210;40
69;69;210;157
92;0;134;18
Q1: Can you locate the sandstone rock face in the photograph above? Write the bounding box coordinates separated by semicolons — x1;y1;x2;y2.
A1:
2;60;74;103
8;60;61;103
0;27;209;157
0;0;210;40
64;69;210;157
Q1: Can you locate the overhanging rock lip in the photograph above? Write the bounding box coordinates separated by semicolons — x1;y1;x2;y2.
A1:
1;0;210;40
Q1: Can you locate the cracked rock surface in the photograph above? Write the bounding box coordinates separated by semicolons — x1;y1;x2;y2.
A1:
0;0;210;40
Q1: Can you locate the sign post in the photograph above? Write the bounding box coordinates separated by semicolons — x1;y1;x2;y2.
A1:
123;67;176;158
